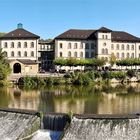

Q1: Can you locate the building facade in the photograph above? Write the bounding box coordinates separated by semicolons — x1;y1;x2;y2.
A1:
38;39;54;71
0;23;40;74
54;27;140;70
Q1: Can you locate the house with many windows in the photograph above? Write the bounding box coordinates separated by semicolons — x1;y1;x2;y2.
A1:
0;23;40;74
54;27;140;70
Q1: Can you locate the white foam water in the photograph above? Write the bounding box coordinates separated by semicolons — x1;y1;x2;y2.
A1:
62;117;140;140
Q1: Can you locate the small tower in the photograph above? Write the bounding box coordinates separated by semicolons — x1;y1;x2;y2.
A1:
17;23;23;29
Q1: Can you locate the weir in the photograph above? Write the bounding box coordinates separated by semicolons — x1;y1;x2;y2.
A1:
62;114;140;140
0;108;40;140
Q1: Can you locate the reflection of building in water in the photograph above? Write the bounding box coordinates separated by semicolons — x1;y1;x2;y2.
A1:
40;90;86;114
98;91;140;114
54;100;85;114
8;87;40;110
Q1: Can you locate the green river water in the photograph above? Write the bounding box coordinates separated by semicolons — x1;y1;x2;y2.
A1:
0;83;140;114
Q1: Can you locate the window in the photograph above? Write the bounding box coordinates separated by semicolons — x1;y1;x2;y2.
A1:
103;43;106;46
24;42;27;48
131;45;134;50
91;43;94;49
24;51;27;57
102;48;105;54
127;53;130;58
105;49;108;54
91;52;94;58
116;44;119;50
121;53;124;58
68;51;71;57
60;52;62;57
80;43;83;49
74;52;77;57
131;53;134;58
31;42;34;48
85;52;89;58
111;44;114;50
80;52;83;58
121;44;124;50
11;51;14;57
85;43;89;49
68;43;71;49
4;52;7;57
11;42;14;48
116;53;119;58
17;51;21;57
127;45;129;50
102;35;104;39
18;42;21;48
74;43;77;49
31;51;34;57
105;35;108;39
139;46;140;50
60;43;63;49
4;42;7;48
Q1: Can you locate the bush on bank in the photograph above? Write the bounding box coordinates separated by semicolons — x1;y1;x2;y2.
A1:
17;70;138;87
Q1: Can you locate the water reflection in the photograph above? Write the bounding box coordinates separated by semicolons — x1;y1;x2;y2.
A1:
1;83;140;114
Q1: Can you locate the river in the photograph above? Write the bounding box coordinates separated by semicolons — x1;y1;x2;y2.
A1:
0;83;140;114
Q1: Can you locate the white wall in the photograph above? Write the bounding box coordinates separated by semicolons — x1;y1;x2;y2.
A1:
0;39;39;60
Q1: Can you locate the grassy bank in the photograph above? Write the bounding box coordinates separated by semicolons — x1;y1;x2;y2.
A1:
17;70;139;88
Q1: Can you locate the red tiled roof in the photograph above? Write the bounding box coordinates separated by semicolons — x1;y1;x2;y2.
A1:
0;28;40;39
55;29;96;40
55;27;140;42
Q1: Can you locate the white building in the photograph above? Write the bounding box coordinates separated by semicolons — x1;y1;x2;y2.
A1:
0;23;40;74
54;27;140;70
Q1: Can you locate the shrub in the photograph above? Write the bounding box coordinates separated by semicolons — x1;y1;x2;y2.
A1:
45;77;54;85
126;70;136;78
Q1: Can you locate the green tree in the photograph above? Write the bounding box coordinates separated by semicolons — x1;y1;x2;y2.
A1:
0;48;11;85
110;53;116;67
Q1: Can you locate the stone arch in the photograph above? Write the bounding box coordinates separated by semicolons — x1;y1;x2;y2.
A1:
13;63;21;73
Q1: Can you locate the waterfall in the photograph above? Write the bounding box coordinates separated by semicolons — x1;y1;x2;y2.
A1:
0;111;40;140
62;116;140;140
43;113;70;131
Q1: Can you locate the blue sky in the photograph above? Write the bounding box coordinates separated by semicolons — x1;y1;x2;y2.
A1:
0;0;140;39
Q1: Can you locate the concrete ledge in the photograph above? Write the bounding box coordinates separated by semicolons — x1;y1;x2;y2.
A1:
0;108;40;117
74;113;140;119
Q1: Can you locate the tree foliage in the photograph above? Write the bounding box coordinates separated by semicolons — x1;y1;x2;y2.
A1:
0;48;11;82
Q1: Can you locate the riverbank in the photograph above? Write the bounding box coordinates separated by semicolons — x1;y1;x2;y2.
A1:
16;70;140;88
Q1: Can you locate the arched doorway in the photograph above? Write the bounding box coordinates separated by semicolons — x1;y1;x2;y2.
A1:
13;63;21;73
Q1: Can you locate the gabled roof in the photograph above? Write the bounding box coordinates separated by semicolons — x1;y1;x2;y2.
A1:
112;31;140;42
97;27;112;32
55;29;96;40
55;27;140;42
17;59;38;65
8;59;38;65
0;28;40;39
